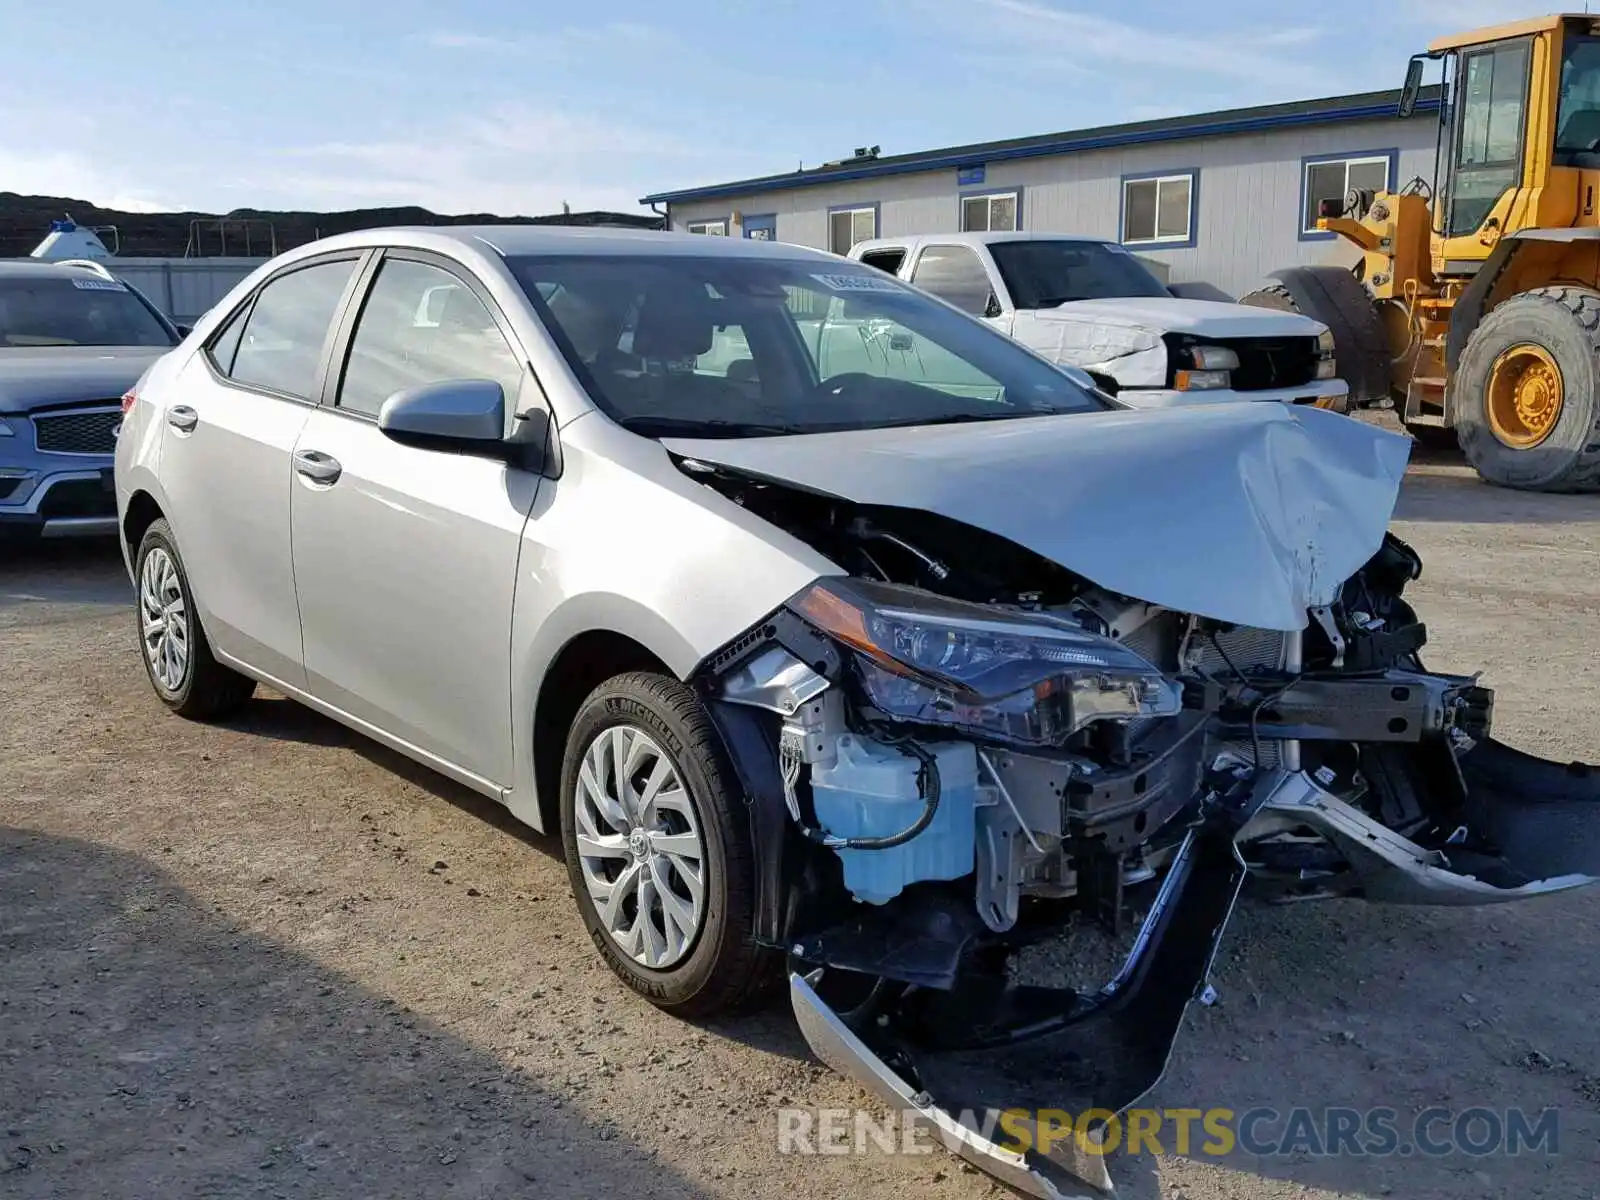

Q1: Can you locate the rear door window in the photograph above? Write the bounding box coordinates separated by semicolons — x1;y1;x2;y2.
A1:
227;260;358;400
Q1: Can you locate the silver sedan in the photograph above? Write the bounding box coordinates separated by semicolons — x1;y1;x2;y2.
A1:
115;226;1600;1200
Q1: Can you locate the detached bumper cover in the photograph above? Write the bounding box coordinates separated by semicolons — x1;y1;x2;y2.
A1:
790;821;1248;1199
790;742;1600;1197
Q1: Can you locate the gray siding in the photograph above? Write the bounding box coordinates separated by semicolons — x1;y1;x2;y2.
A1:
670;118;1438;299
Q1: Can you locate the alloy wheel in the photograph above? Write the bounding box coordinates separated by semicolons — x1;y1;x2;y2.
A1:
139;546;189;692
574;724;707;969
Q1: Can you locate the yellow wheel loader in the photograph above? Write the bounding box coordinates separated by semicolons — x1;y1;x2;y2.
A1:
1242;13;1600;491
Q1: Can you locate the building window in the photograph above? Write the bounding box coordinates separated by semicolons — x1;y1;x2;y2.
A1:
828;206;878;255
1302;153;1393;235
1120;172;1196;246
961;190;1019;232
686;219;727;236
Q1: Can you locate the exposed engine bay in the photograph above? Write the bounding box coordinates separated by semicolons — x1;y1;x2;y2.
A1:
683;458;1600;1199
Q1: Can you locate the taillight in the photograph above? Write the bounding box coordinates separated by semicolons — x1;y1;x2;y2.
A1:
120;388;137;414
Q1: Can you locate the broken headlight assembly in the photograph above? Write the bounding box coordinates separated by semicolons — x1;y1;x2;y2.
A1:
791;579;1181;746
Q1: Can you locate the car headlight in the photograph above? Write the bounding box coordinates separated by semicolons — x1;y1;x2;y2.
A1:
1315;329;1338;379
1187;345;1240;371
0;417;16;438
1175;369;1231;390
790;579;1182;746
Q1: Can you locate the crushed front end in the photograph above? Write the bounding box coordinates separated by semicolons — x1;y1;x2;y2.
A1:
696;518;1600;1198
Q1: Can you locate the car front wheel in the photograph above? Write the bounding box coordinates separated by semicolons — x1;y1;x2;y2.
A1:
134;519;256;719
560;671;773;1016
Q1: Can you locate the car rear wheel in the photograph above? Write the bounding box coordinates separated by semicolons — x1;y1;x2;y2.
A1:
134;519;256;719
559;671;774;1016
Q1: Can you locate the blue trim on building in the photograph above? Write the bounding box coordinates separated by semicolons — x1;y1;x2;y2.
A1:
1118;169;1200;251
958;185;1024;231
826;201;881;251
642;90;1443;206
1297;149;1399;241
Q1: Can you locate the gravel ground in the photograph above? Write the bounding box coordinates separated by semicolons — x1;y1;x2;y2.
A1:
3;453;1600;1200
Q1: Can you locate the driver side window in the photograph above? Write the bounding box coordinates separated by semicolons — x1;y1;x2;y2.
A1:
337;259;525;418
909;245;998;317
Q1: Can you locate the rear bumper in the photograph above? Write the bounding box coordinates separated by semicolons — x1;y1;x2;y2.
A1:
1115;379;1348;411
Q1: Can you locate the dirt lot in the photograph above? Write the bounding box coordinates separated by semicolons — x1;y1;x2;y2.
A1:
4;459;1600;1200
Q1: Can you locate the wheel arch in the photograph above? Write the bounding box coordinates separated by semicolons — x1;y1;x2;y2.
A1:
122;488;165;559
525;625;679;835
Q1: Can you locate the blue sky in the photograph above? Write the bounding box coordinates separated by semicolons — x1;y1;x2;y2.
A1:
0;0;1530;216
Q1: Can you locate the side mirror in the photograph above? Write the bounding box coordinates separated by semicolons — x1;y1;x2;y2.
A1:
378;379;506;451
1398;55;1426;119
1085;370;1121;397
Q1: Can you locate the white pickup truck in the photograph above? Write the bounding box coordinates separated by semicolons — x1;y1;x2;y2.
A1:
847;232;1346;410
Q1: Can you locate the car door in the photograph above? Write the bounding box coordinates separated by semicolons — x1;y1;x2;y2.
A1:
158;253;366;686
288;251;540;789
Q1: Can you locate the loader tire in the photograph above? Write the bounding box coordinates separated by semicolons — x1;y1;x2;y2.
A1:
1241;267;1391;407
1453;286;1600;493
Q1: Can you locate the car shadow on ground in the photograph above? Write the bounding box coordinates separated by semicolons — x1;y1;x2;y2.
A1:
227;693;823;1067
0;825;713;1199
0;539;129;615
1397;466;1600;525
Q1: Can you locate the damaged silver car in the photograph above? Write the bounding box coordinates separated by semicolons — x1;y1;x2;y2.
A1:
116;227;1600;1199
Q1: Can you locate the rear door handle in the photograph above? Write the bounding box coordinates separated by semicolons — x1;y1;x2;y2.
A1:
166;405;198;433
293;449;342;485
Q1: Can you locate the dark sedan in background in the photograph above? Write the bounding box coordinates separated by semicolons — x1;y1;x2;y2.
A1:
0;259;181;540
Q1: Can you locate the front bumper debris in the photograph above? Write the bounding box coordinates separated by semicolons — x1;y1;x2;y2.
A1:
790;820;1247;1199
789;741;1600;1196
1248;738;1600;903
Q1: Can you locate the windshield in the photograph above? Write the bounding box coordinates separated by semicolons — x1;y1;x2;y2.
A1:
510;254;1109;438
1556;35;1600;165
988;240;1171;308
0;275;176;348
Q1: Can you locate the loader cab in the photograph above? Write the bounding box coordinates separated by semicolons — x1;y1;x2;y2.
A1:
1415;15;1600;263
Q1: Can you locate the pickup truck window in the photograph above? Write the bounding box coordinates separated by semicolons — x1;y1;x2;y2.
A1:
511;254;1107;438
859;248;907;275
909;245;995;317
988;240;1172;308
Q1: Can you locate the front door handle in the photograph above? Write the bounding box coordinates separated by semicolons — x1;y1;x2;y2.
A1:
293;449;342;485
166;405;199;433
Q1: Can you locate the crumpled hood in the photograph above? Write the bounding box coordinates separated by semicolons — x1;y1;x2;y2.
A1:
1033;295;1326;338
665;404;1411;632
0;347;168;413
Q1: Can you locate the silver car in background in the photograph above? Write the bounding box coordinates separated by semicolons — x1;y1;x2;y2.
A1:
115;227;1600;1199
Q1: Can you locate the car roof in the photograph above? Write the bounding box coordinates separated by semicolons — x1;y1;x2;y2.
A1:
0;259;120;279
267;224;844;265
853;231;1115;253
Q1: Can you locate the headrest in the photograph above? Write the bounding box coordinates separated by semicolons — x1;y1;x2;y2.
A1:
631;285;717;359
